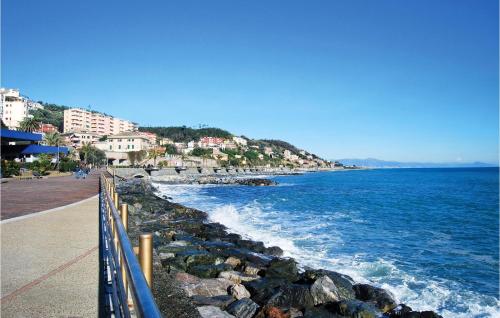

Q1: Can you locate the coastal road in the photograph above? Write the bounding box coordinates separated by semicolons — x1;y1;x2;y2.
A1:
0;172;99;220
0;195;99;317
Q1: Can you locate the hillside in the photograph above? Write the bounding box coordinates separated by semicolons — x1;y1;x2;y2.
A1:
29;103;68;131
139;126;232;142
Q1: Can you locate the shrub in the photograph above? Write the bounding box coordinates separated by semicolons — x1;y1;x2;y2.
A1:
1;160;21;177
59;158;78;172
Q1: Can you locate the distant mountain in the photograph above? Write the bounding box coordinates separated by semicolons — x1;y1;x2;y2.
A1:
334;158;498;168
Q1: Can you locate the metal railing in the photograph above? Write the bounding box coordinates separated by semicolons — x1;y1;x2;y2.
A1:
99;174;162;318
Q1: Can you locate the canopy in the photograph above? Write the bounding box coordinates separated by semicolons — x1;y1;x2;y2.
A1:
0;129;43;143
20;144;69;155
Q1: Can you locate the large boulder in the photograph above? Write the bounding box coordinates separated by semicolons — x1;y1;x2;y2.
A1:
187;264;233;278
185;252;225;268
387;305;443;318
267;284;315;309
310;276;341;305
353;284;397;312
301;269;355;300
229;284;251;300
226;298;260;318
264;246;284;257
243;278;287;305
197;305;236;318
219;270;260;284
176;272;234;297
191;295;236;309
266;258;299;282
331;300;380;318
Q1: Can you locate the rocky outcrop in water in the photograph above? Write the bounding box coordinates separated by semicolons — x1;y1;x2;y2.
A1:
117;179;443;318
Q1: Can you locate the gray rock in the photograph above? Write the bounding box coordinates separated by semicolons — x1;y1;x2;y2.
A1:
310;276;340;305
159;252;175;260
229;284;251;300
226;298;260;318
225;257;242;268
243;264;261;276
197;305;236;318
191;295;236;309
353;284;397;312
176;272;234;297
302;269;356;300
219;270;260;284
188;264;233;278
267;284;315;309
266;258;299;282
332;299;381;318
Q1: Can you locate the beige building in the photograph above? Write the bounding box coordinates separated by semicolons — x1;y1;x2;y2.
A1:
106;132;151;152
62;132;101;148
63;108;137;135
1;88;43;130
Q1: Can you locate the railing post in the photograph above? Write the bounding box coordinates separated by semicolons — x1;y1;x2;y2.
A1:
139;234;153;287
121;204;129;301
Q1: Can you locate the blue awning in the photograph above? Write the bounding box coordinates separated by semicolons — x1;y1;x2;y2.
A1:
21;144;69;155
0;129;43;142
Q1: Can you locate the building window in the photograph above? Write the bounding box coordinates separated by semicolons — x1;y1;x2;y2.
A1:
132;145;134;149
109;145;112;150
118;145;121;150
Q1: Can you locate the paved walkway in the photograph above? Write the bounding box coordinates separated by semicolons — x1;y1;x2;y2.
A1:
1;172;99;220
1;195;99;317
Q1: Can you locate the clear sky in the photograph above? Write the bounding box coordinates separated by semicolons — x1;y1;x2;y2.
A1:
3;0;499;163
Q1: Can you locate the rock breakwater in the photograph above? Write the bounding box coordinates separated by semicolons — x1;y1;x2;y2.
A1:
116;178;443;318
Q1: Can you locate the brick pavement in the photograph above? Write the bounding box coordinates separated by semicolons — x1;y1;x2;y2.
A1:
1;171;99;220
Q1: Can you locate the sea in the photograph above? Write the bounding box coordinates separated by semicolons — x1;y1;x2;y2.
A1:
154;168;500;317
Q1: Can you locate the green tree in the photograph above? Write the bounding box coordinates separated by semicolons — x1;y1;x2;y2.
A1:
43;132;62;146
190;147;213;157
165;144;178;155
80;144;106;166
19;117;40;132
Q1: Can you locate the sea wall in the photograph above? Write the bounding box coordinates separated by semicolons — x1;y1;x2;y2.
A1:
116;178;443;318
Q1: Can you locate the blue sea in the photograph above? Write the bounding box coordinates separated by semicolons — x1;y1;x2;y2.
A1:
155;168;500;317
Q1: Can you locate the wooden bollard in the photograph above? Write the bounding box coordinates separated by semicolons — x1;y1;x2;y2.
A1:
139;234;153;287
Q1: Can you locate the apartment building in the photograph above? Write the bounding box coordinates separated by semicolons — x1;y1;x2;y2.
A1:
0;88;43;130
62;131;101;148
63;108;137;135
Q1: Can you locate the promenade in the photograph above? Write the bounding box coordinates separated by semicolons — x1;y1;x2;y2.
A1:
1;174;100;317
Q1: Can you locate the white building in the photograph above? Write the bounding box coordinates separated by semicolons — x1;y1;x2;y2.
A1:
233;136;247;146
0;88;43;130
283;149;291;159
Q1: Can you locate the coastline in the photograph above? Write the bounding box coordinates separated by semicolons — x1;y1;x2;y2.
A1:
116;176;443;318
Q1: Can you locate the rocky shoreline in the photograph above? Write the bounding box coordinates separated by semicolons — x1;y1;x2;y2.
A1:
116;178;442;318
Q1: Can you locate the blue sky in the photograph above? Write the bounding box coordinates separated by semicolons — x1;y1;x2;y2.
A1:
3;0;498;163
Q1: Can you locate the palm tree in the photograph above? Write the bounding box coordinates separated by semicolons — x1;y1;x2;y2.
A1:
19;117;40;132
148;147;164;167
43;132;62;146
80;143;93;165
